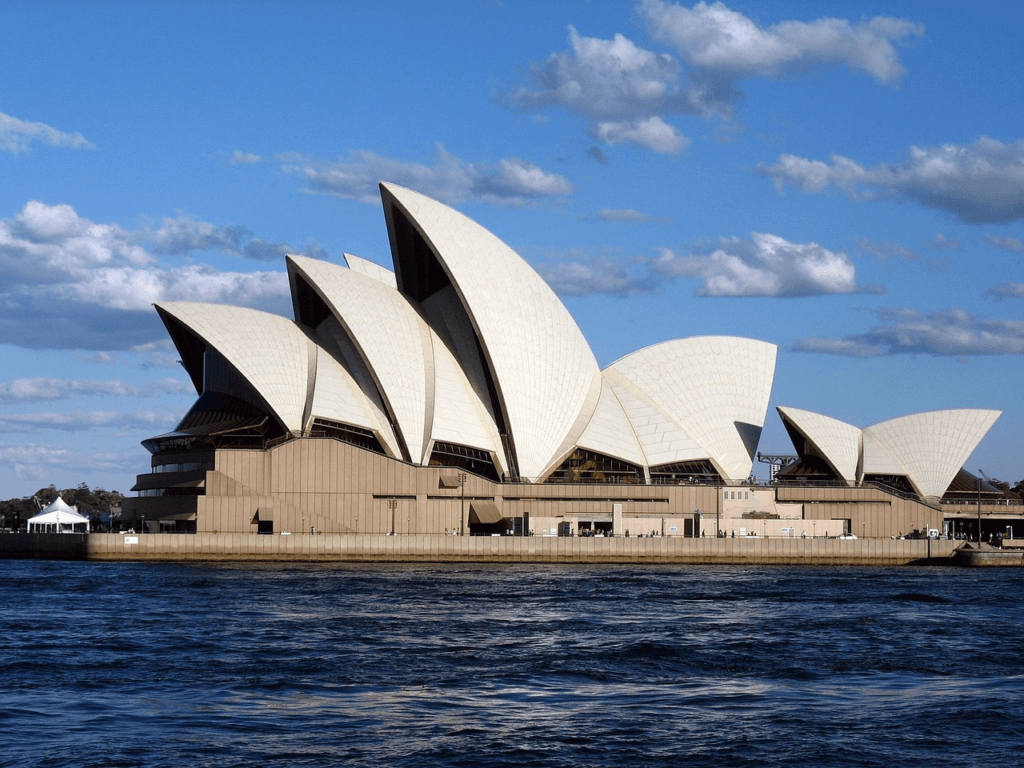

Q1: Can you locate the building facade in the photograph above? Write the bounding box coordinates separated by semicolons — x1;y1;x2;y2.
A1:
123;182;1000;540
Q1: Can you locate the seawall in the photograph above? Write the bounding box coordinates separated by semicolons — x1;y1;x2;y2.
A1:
1;533;961;566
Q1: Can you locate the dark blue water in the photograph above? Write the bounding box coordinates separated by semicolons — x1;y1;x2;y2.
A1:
2;561;1022;767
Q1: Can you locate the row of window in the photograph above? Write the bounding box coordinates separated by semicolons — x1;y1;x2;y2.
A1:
137;488;205;497
152;461;214;473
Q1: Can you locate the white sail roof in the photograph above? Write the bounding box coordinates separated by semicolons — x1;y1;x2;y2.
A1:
288;254;504;467
342;253;397;288
778;406;1001;499
863;409;1001;499
381;182;602;481
156;302;313;433
575;379;648;469
287;255;432;462
777;406;862;485
608;336;777;482
307;344;402;458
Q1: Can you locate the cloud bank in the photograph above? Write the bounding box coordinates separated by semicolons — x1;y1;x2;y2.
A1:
279;145;573;206
539;232;869;298
0;377;193;404
758;137;1024;224
794;308;1024;357
0;110;94;154
505;1;922;154
651;232;867;297
0;201;297;351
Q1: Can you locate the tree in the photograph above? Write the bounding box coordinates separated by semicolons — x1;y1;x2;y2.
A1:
0;484;124;532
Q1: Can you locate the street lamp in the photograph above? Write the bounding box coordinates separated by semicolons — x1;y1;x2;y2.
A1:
976;472;983;544
459;472;468;536
389;499;397;536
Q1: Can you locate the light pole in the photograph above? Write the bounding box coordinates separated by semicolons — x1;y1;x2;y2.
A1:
459;472;468;536
976;473;983;544
389;499;397;536
715;480;721;537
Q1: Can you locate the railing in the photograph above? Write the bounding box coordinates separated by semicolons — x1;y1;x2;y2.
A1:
941;498;1024;507
775;479;938;507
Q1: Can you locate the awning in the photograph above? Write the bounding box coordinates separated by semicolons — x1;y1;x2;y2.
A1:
469;500;503;524
438;475;461;489
156;512;198;522
131;472;206;492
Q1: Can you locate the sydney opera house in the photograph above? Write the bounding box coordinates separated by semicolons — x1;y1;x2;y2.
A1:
122;183;1001;540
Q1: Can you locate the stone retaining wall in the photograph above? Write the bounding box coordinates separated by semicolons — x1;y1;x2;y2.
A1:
1;533;960;566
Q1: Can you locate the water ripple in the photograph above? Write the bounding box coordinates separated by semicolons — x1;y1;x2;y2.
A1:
2;562;1023;767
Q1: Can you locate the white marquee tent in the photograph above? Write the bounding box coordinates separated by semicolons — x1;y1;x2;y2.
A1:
27;496;90;533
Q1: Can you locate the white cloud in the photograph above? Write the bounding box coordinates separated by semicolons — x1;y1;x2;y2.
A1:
859;238;950;272
985;234;1024;252
0;201;293;350
280;145;572;206
149;214;323;261
926;233;960;250
0;442;73;483
0;441;146;489
149;215;247;255
0;377;193;404
791;337;886;358
66;263;288;311
0;410;179;434
590;116;690;155
507;26;698;120
505;4;922;155
641;0;923;85
794;308;1024;356
130;340;184;369
596;208;672;224
758;137;1024;224
649;232;869;297
536;232;868;298
538;256;657;297
859;238;918;263
0;110;94;154
985;283;1024;299
230;149;261;164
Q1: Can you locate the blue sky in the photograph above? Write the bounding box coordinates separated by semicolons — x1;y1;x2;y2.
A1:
2;0;1022;498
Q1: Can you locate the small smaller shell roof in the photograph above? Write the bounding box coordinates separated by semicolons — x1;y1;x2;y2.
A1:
156;302;312;434
779;406;1001;499
288;255;433;462
777;406;861;485
289;253;505;468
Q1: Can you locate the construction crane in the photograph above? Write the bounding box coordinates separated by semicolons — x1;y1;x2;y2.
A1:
757;453;798;482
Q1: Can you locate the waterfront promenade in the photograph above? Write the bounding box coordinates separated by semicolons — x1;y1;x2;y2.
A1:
1;532;967;565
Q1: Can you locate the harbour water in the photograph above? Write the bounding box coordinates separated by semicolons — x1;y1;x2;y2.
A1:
2;561;1022;767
